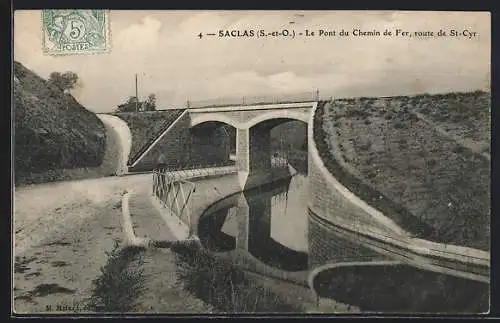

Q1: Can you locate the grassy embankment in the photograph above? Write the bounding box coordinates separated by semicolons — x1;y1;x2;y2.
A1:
14;61;107;186
314;91;490;251
112;110;185;166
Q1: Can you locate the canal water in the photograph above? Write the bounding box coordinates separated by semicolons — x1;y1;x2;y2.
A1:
90;173;489;314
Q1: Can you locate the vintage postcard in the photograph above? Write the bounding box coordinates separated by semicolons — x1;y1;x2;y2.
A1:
12;10;490;315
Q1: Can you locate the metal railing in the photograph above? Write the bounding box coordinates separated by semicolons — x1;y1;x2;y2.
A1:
152;163;238;231
153;170;196;232
187;91;321;109
155;162;238;179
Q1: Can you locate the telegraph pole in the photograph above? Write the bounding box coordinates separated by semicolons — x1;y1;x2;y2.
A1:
135;73;139;112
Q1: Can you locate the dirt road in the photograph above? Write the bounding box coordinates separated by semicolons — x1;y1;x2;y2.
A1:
97;114;132;175
13;174;152;313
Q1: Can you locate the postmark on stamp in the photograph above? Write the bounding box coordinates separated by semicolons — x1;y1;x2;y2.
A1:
42;9;111;56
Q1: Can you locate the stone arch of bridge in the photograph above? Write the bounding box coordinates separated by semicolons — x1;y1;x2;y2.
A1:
244;117;308;177
190;109;310;130
190;114;241;129
246;110;310;128
188;120;237;166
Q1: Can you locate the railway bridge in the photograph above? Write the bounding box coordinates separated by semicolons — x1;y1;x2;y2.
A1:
129;101;316;189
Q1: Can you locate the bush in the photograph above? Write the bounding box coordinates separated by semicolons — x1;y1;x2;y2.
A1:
88;240;146;312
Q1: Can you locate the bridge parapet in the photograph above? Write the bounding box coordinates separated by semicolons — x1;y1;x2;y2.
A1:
188;102;314;129
187;91;320;108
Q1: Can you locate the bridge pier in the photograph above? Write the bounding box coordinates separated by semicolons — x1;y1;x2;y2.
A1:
237;125;294;190
236;128;250;189
247;192;272;254
235;193;249;250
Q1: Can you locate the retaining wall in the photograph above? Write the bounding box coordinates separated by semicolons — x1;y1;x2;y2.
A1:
129;111;192;172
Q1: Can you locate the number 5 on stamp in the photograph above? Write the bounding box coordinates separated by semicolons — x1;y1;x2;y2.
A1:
42;10;111;56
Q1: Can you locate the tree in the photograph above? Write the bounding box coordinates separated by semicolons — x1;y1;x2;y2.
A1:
116;96;139;112
115;94;157;112
48;71;79;93
143;93;157;111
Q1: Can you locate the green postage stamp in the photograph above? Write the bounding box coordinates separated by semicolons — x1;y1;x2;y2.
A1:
42;10;111;55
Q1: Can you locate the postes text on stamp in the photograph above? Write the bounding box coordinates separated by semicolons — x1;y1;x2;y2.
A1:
42;10;111;56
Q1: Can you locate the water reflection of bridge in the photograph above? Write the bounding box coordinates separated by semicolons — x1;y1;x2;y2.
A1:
195;178;311;288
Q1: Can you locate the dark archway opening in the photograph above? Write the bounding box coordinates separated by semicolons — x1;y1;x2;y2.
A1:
249;118;308;175
270;120;308;175
189;121;236;167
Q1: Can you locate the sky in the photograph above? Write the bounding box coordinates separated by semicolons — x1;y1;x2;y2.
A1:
14;10;490;113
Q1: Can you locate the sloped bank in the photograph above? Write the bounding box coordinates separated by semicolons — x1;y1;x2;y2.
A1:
16;113;130;185
315;94;489;251
14;61;108;185
112;109;187;171
308;101;489;269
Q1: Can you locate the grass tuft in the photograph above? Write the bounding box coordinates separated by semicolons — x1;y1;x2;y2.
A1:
87;239;147;313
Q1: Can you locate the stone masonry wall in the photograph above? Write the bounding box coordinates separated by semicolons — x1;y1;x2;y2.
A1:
308;147;397;236
129;111;191;172
307;211;391;270
237;128;249;172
